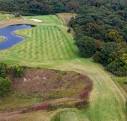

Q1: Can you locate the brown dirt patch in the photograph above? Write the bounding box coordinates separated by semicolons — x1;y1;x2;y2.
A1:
57;13;76;25
0;68;93;119
12;68;92;100
11;68;92;112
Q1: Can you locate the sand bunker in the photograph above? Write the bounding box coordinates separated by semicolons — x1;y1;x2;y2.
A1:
30;19;42;23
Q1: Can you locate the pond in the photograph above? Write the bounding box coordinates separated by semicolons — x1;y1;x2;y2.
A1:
0;24;32;50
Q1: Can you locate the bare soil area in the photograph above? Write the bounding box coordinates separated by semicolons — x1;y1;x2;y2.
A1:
0;68;92;120
12;68;92;100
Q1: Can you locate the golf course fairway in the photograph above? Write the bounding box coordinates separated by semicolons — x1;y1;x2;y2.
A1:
0;14;126;121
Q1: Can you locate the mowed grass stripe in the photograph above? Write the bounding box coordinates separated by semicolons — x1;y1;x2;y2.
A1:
42;26;49;61
0;18;78;63
49;26;60;60
56;27;69;60
60;27;78;58
45;26;50;60
57;28;72;58
51;26;67;60
56;27;77;59
47;26;56;60
58;28;71;59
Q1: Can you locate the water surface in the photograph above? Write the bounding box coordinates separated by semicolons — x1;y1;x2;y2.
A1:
0;24;32;50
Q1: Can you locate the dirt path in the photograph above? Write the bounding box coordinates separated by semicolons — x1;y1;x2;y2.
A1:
53;59;126;121
0;111;21;121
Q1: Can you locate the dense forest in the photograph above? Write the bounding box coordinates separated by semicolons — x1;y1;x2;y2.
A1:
0;0;127;76
0;0;125;15
0;0;81;14
69;0;127;76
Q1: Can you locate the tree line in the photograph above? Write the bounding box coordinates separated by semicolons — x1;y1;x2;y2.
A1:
69;0;127;76
0;0;81;15
2;0;124;15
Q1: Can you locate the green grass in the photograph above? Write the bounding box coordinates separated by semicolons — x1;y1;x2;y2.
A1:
0;15;78;66
25;15;64;25
0;13;13;21
112;76;127;93
51;59;126;121
51;109;89;121
0;14;126;121
112;76;127;85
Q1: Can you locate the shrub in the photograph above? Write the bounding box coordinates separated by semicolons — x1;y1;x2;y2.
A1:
67;28;71;33
93;42;117;66
14;12;21;17
11;65;25;77
0;77;11;97
107;59;127;76
0;63;7;78
76;36;96;58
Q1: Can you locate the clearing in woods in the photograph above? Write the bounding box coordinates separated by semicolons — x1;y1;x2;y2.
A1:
0;14;126;121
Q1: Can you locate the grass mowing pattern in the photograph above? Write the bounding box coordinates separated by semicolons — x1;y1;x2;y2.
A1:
0;16;78;65
0;14;126;121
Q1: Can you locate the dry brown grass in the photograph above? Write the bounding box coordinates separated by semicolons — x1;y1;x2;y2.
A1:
0;68;92;120
57;13;76;25
12;68;92;100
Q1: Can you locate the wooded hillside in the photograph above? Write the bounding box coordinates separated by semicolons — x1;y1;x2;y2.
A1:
0;0;126;15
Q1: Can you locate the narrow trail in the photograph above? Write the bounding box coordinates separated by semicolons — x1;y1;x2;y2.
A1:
0;111;22;121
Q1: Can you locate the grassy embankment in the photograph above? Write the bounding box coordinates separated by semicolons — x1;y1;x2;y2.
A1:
0;13;12;21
